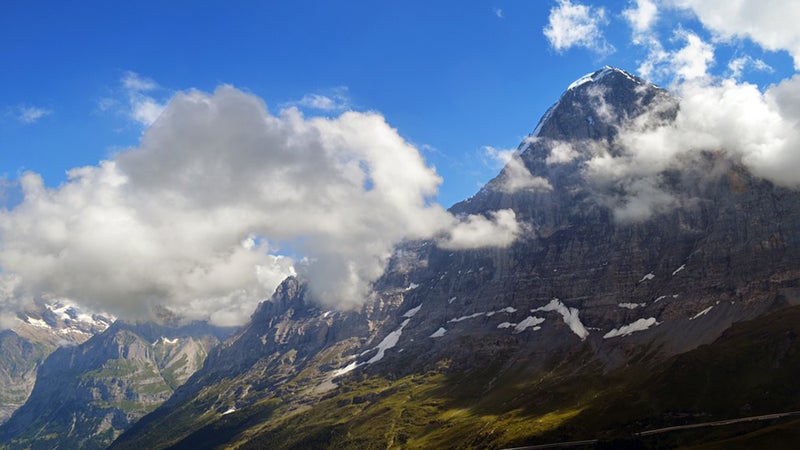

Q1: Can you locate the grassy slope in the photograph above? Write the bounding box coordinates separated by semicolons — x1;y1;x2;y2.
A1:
114;305;800;449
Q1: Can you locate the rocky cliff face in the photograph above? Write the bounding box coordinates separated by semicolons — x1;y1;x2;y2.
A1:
111;68;800;447
0;321;228;449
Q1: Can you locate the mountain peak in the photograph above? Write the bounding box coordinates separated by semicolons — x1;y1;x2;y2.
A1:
529;66;669;141
566;66;643;92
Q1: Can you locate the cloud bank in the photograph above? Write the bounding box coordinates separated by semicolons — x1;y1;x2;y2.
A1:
0;86;523;327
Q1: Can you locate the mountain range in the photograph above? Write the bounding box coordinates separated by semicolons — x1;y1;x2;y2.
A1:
4;66;800;449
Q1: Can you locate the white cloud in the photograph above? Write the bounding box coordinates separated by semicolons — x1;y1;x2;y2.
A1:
436;209;524;250
483;146;553;193
545;141;580;164
122;72;158;92
633;29;715;83
17;106;52;124
543;0;614;55
673;31;715;80
623;0;658;40
493;7;504;19
0;86;523;327
121;71;167;126
284;87;350;112
0;274;33;330
673;0;800;69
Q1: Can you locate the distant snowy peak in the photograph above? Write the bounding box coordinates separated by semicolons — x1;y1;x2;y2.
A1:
15;300;114;344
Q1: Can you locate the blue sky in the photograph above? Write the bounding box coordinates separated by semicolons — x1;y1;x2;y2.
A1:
2;0;800;324
3;0;792;208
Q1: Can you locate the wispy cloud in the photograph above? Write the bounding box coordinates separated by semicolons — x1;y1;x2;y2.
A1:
483;146;553;193
493;7;504;19
17;105;52;124
283;86;350;112
98;71;168;127
728;55;773;79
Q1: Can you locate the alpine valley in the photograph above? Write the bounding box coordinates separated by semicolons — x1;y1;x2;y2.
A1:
5;67;800;449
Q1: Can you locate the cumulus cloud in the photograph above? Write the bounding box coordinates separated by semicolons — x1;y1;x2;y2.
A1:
543;0;614;55
673;0;800;69
484;146;553;193
0;86;522;327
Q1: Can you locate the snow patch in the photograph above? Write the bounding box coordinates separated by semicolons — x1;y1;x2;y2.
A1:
449;306;518;323
430;327;447;338
25;317;49;328
333;361;360;377
402;305;422;318
672;264;686;276
221;407;237;415
618;303;645;310
405;283;419;291
497;322;515;329
603;318;658;339
448;296;457;304
532;298;589;340
514;316;545;333
639;273;655;283
690;306;713;320
367;319;409;364
448;312;485;323
155;337;179;345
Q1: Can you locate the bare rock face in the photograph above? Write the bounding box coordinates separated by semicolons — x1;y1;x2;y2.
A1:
0;321;226;449
112;67;800;448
